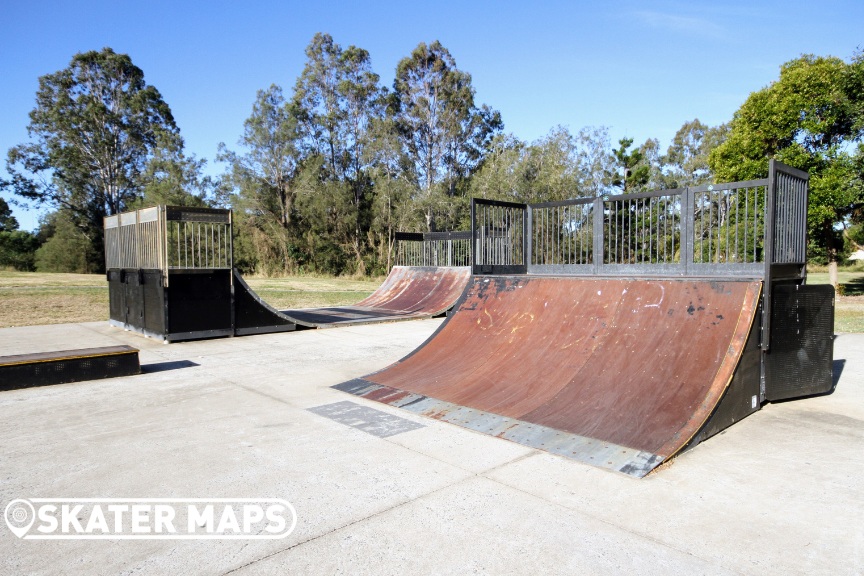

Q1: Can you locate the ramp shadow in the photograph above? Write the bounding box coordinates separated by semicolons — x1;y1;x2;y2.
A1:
141;360;200;374
833;358;846;389
840;277;864;296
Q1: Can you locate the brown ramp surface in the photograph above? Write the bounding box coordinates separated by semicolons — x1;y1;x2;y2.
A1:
335;276;761;477
282;266;471;328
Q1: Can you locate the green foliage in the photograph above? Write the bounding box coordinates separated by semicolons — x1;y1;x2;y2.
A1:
849;222;864;247
291;33;387;274
663;119;728;187
610;138;650;193
218;84;302;275
0;230;40;271
709;54;864;263
0;198;19;232
2;47;205;272
0;198;35;271
137;135;213;208
470;126;616;203
34;211;98;273
215;35;504;275
392;40;503;230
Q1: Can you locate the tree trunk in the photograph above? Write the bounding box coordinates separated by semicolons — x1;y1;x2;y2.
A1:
827;230;839;292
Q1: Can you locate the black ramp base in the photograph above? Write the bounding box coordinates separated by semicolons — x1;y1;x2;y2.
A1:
765;284;835;401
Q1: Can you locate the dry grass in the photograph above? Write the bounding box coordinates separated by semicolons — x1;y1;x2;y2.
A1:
243;275;381;309
0;272;109;327
0;271;381;328
835;296;864;333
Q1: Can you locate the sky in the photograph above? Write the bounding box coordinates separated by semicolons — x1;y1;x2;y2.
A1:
1;0;862;231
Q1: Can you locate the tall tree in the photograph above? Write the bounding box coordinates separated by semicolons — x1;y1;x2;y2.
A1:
0;198;19;232
664;119;728;187
610;137;650;193
217;84;302;274
571;126;616;198
393;41;502;230
138;134;212;208
2;48;182;271
292;33;388;273
470;126;617;204
709;53;864;286
0;197;39;271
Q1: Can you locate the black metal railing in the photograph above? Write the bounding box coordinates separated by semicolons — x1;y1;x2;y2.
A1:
472;160;807;282
394;231;472;267
471;199;527;274
530;198;595;269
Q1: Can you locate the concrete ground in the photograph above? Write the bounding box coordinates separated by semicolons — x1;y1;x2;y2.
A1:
0;319;862;575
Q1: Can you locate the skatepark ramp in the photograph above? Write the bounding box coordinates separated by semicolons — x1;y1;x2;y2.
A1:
335;160;835;477
281;266;470;328
104;207;470;341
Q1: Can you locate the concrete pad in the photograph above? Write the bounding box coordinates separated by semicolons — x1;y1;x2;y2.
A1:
485;334;864;576
236;476;739;575
0;321;862;575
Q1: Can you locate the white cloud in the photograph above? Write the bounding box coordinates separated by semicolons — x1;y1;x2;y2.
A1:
634;10;726;38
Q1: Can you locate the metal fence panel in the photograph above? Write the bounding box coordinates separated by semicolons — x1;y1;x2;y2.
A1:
471;199;527;274
394;231;471;267
103;206;233;276
477;161;807;280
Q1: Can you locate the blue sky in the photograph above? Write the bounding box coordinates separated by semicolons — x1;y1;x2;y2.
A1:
2;0;862;231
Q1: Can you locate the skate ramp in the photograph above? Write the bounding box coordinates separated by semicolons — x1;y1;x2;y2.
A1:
234;266;471;331
335;276;762;477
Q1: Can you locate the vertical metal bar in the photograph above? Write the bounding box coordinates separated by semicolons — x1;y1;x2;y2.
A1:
744;187;750;262
763;159;778;351
593;197;604;272
526;205;533;270
681;188;693;274
470;199;477;272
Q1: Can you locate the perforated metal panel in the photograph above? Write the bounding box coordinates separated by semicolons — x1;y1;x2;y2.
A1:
765;284;834;401
0;347;140;390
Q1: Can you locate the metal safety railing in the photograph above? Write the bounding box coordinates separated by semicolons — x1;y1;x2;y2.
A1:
104;206;233;284
471;159;808;279
394;231;472;267
471;199;527;274
530;199;595;268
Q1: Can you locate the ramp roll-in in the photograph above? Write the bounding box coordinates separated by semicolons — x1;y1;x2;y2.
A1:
279;266;471;328
336;276;762;477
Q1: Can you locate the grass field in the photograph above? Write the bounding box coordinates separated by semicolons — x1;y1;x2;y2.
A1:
1;268;862;332
0;271;381;329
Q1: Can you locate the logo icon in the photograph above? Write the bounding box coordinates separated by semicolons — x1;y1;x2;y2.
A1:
4;499;36;538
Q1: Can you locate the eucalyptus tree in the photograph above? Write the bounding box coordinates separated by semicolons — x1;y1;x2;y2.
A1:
2;48;183;270
663;119;728;188
291;33;388;273
217;84;302;274
392;41;502;230
138;136;212;208
469;126;617;204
